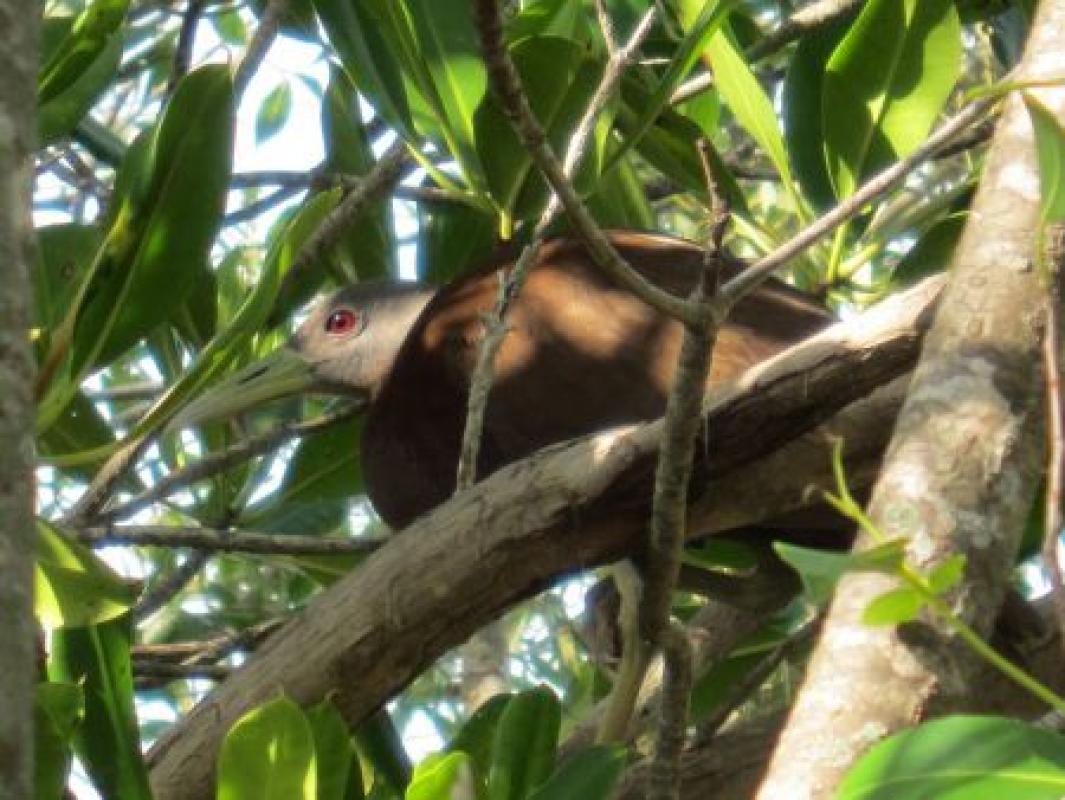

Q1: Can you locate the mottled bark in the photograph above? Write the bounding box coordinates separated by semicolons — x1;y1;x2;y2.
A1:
0;0;38;797
756;3;1065;797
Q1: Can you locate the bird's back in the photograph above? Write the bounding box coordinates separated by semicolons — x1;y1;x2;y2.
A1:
362;232;833;529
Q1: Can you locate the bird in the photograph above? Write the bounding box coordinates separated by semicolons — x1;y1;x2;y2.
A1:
178;230;835;530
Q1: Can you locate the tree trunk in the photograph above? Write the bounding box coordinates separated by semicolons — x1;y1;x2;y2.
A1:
756;2;1065;796
0;0;39;797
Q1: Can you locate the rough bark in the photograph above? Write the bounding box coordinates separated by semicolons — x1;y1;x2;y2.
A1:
0;1;38;797
146;278;938;800
755;4;1065;796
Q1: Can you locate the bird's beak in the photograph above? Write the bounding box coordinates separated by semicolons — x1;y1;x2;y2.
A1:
171;347;356;430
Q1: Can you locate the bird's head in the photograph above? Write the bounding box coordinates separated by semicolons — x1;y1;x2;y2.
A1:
173;280;434;428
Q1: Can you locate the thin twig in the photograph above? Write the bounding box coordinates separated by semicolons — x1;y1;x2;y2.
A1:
232;0;287;96
1043;224;1065;650
455;6;658;489
670;0;865;105
647;622;693;800
721;96;998;307
132;661;233;681
166;0;206;96
73;524;388;554
230;169;465;204
693;614;822;745
85;381;164;402
471;0;703;326
223;184;305;226
134;551;210;622
131;618;285;662
97;403;360;523
273;139;409;312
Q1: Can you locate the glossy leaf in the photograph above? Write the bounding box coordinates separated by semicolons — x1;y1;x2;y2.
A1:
405;752;473;800
408;0;489;191
355;710;413;795
606;0;736;171
697;20;794;191
35;682;84;800
1024;93;1065;225
38;0;128;105
861;586;924;626
218;696;317;800
307;700;361;800
256;82;294;143
36;520;138;629
839;715;1065;799
526;745;626;800
38;15;123;145
823;0;961;200
50;617;151;800
39;65;234;433
583;154;654;230
312;0;423;141
487;687;561;800
783;11;855;212
446;693;512;785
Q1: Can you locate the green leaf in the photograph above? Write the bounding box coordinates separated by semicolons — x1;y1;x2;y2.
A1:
39;65;235;433
773;540;906;604
417;202;497;285
35;520;138;629
213;8;248;43
1024;93;1065;225
355;710;412;794
320;69;396;286
839;715;1065;799
783;10;855;213
405;752;473;800
927;554;967;595
526;746;626;800
892;213;966;287
446;693;512;785
408;0;489;192
256;82;294;143
606;0;736;171
239;416;364;535
38;15;123;146
307;700;359;800
699;22;795;192
487;687;561;800
35;682;84;800
264;188;349;327
38;0;129;105
823;0;961;199
218;696;317;800
50;617;151;800
861;586;924;626
473;36;589;216
312;0;424;141
583;154;654;230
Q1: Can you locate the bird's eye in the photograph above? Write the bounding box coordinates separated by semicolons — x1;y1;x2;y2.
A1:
325;309;359;335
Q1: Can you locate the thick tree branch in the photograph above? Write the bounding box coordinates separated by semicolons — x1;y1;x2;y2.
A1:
756;4;1065;796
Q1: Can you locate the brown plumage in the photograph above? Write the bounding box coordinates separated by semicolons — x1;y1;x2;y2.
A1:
180;231;834;529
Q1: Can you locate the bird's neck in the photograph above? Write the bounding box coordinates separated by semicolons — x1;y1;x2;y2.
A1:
367;286;435;399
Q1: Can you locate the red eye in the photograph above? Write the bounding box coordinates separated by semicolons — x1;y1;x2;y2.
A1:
325;309;359;335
